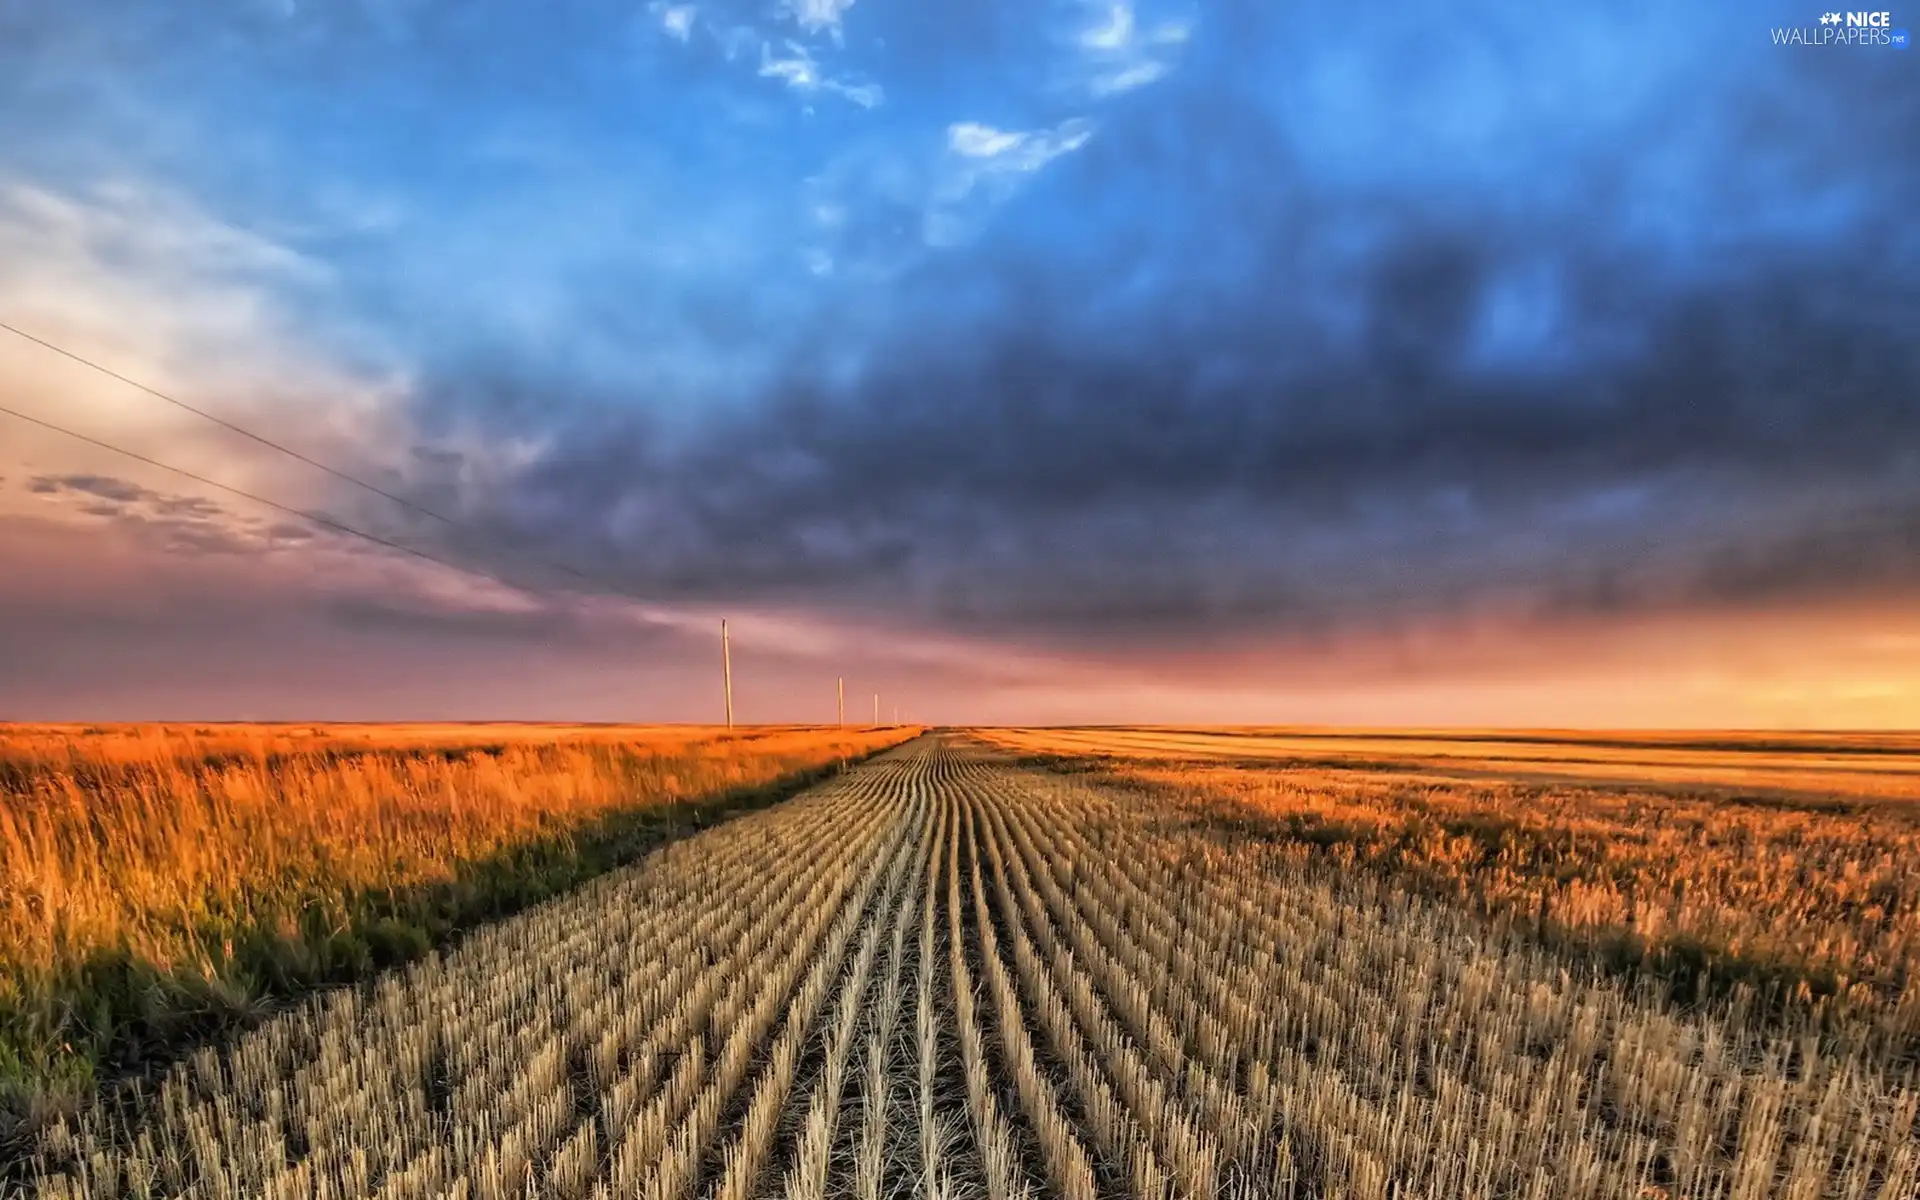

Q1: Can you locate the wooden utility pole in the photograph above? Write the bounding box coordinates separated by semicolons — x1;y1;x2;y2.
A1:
872;693;879;727
721;618;734;729
836;677;844;726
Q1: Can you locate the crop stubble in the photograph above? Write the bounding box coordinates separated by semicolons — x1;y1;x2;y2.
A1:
28;736;1919;1198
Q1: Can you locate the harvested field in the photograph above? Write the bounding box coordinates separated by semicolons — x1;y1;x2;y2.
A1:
980;727;1920;802
982;727;1920;1043
27;735;1919;1198
0;724;912;1125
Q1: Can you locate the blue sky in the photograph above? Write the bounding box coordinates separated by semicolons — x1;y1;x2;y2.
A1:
1;0;1918;723
5;0;1220;409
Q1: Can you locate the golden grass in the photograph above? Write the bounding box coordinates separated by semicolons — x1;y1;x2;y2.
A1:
980;726;1920;1040
985;725;1920;801
0;722;914;1119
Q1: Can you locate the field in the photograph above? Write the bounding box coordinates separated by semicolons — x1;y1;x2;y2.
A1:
0;723;914;1131
982;727;1920;1042
24;733;1919;1198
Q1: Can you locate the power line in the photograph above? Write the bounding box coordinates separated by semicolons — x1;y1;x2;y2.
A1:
11;323;1918;640
0;319;614;590
0;402;561;598
1;320;461;529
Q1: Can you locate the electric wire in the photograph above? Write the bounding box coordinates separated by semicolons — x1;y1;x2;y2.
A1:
0;401;569;600
0;320;614;589
6;321;1917;609
1;320;461;528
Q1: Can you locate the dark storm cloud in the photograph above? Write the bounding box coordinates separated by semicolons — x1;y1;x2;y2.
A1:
409;13;1920;649
19;0;1898;653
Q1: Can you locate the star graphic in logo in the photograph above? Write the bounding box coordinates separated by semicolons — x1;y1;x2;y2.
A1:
1820;11;1842;23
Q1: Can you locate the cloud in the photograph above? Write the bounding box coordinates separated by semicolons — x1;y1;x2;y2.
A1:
656;3;696;42
34;474;151;505
420;5;1920;658
324;593;593;643
0;505;756;721
948;123;1031;159
22;471;331;554
25;473;272;556
945;120;1095;175
0;176;411;520
921;118;1095;244
786;0;856;38
758;40;883;107
4;0;1919;720
0;179;326;427
1090;61;1168;97
32;473;227;523
1072;1;1189;97
1080;3;1136;50
797;119;1094;268
650;0;877;108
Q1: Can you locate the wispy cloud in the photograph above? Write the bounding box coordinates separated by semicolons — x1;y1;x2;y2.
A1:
648;0;878;108
800;116;1097;267
758;40;883;107
946;120;1095;172
786;0;856;39
930;118;1095;240
1079;2;1136;50
27;472;292;557
1090;60;1169;97
758;40;823;88
948;123;1030;159
655;3;696;42
1073;2;1189;97
0;177;404;495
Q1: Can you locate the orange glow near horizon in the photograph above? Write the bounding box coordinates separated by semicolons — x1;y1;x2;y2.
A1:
0;512;1912;728
4;480;1918;729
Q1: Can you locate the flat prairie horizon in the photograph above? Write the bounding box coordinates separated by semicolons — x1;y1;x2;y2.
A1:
12;720;1915;799
10;720;1914;745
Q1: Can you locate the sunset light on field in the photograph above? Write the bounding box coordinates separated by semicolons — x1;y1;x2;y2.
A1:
5;4;1920;1187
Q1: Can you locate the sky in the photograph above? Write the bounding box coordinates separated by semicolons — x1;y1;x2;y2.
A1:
1;0;1917;726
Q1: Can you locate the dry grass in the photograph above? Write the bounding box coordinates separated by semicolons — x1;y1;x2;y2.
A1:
27;735;1918;1199
981;726;1920;1042
982;726;1920;802
0;722;914;1124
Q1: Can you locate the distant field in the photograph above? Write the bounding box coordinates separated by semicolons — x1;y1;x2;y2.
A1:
0;722;915;1133
29;736;1919;1200
983;725;1920;801
982;725;1920;1040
